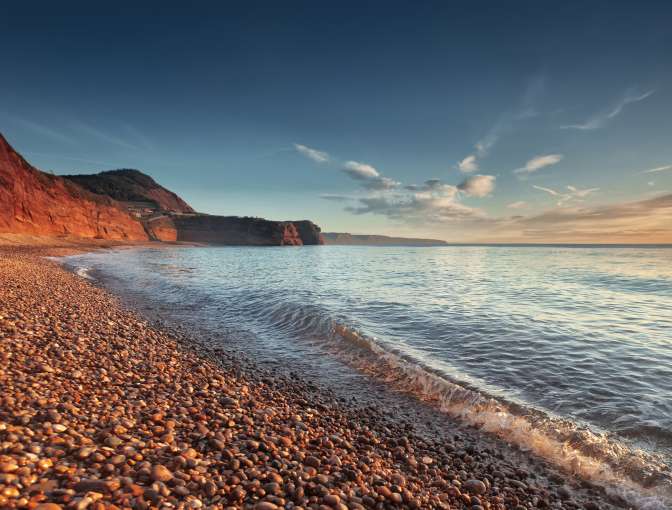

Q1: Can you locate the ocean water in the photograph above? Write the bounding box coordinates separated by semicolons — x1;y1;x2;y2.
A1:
63;245;672;508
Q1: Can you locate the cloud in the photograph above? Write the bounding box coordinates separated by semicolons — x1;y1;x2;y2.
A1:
72;121;138;150
458;154;478;173
642;164;672;174
532;185;560;196
1;114;78;146
521;193;672;227
19;152;120;168
319;194;351;202
561;89;655;130
320;152;493;223
458;175;496;197
514;154;563;174
345;184;482;223
341;161;400;190
533;184;599;206
343;160;379;179
472;193;672;243
294;143;329;163
122;123;154;151
457;74;545;173
507;201;528;209
457;192;672;244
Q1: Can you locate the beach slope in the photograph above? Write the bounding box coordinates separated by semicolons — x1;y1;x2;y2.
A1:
0;247;618;510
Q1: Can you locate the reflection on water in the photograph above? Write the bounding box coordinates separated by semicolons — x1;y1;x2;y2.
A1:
64;245;672;508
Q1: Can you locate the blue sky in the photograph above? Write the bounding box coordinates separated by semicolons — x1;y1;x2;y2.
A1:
2;1;671;242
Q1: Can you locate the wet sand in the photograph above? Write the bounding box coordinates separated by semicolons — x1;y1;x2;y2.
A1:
0;245;624;509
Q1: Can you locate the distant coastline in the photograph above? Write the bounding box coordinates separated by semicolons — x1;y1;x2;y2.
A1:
321;233;671;248
322;232;447;246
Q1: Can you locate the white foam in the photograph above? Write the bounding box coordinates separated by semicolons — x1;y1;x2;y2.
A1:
330;322;672;510
74;266;94;280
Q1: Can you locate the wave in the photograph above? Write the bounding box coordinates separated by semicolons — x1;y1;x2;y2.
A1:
309;319;672;509
59;249;672;509
74;265;95;280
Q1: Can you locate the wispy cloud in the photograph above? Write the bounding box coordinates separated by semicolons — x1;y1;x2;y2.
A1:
533;184;599;206
561;88;655;130
294;143;329;163
20;152;120;168
507;201;528;209
641;164;672;174
294;144;399;191
1;114;78;146
341;161;399;190
515;193;672;241
319;194;351;202
122;123;154;151
458;175;496;197
72;121;138;150
514;154;563;175
457;74;545;172
458;154;478;173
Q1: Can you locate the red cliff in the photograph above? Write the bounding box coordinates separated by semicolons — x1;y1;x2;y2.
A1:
0;134;148;240
0;132;324;246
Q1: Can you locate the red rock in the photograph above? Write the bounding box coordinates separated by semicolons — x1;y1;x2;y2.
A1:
147;214;324;246
0;132;324;246
0;134;147;241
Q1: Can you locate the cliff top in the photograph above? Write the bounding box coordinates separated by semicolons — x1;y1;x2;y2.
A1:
63;168;195;214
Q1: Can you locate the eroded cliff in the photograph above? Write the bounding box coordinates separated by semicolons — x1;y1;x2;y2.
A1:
0;135;148;241
1;133;324;246
145;214;323;246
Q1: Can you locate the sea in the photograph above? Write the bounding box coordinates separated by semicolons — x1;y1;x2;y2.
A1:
62;244;672;509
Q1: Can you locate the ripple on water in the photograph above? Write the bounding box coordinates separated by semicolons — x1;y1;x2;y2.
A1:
62;245;672;508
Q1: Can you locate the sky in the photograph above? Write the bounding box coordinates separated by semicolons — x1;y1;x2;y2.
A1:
2;1;672;243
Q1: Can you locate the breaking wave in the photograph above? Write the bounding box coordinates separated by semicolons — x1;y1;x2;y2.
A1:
60;245;672;510
316;319;671;509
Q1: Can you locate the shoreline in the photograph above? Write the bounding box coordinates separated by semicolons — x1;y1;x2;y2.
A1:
0;244;633;509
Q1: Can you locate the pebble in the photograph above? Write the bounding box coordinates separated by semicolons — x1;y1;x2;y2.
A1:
463;479;487;495
150;464;173;482
0;247;616;510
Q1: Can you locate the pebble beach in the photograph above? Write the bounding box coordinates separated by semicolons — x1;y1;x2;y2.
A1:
0;245;626;510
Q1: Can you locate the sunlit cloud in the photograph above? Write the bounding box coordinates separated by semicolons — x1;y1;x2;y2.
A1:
458;154;478;173
345;182;483;223
641;164;672;174
458;175;496;197
507;201;528;209
294;143;329;163
533;184;599;206
342;161;400;190
455;193;672;244
514;154;563;174
561;88;655;130
516;193;672;239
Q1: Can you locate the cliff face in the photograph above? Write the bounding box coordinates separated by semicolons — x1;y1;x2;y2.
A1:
146;215;323;246
1;132;324;246
64;169;194;214
292;220;325;245
0;135;148;241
